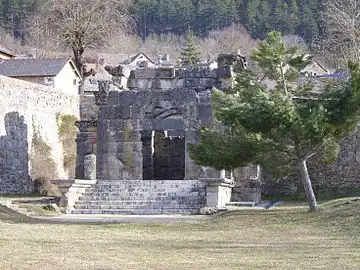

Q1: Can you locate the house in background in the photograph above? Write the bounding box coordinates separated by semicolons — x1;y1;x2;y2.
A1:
300;57;329;77
0;46;15;59
120;52;158;69
118;52;158;82
0;58;81;95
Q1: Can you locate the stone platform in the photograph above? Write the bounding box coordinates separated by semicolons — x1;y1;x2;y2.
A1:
72;180;206;215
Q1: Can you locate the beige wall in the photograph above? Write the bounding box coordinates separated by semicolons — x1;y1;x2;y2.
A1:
11;61;80;96
12;76;47;85
54;62;80;96
127;54;158;70
0;75;79;193
301;61;328;76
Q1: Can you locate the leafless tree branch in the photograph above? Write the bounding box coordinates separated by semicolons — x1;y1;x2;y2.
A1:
317;0;360;66
27;0;131;76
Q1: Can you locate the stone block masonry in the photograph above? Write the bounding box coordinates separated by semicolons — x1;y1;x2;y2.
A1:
73;180;206;214
0;75;79;194
264;128;360;198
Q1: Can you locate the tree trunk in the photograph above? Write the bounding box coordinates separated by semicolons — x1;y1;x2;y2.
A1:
72;47;84;95
299;160;320;212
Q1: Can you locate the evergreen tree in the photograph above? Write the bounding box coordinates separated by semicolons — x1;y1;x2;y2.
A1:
297;3;318;42
246;0;261;38
271;0;288;33
188;31;360;212
254;0;271;39
180;29;201;66
287;0;300;35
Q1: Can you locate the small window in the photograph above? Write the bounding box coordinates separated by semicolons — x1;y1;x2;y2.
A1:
73;79;77;85
44;77;54;86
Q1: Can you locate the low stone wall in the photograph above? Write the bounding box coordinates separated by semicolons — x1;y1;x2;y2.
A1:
0;76;79;194
127;67;220;91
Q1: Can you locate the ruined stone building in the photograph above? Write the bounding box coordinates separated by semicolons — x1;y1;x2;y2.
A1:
0;50;359;214
71;52;248;214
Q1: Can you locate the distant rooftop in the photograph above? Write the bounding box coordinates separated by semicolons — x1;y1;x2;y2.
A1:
120;53;156;65
0;58;74;77
0;46;15;57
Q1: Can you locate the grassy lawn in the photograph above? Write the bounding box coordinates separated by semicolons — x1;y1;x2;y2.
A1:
0;198;359;270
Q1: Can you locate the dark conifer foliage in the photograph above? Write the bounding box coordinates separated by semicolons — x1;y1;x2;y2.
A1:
132;0;322;42
1;0;322;43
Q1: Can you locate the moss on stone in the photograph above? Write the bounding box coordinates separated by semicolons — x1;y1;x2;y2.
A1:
30;122;57;180
121;121;133;168
56;114;78;178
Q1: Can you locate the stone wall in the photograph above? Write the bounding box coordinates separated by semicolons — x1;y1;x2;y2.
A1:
264;128;360;198
0;76;79;194
80;94;98;120
126;67;221;91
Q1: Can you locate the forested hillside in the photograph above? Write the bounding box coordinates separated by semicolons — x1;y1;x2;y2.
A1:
0;0;43;40
132;0;323;42
0;0;323;43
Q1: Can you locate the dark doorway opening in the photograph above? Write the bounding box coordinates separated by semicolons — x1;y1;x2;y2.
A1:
141;130;185;180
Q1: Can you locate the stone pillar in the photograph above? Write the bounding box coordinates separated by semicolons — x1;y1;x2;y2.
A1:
184;103;202;180
97;118;143;180
75;120;97;180
200;178;236;208
231;164;262;203
84;154;96;180
184;129;201;179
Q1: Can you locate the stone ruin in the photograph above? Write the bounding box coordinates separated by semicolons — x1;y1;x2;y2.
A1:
69;52;260;214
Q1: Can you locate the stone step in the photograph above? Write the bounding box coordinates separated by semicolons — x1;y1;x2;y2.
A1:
74;204;199;210
94;180;198;183
71;209;200;215
83;189;200;195
70;179;205;215
88;183;202;190
75;197;203;205
79;193;202;200
91;185;198;189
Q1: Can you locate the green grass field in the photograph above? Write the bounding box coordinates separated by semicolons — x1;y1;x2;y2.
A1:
0;198;359;270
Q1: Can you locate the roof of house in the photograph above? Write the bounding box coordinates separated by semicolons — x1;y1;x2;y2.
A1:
0;46;15;57
0;58;80;77
120;52;156;65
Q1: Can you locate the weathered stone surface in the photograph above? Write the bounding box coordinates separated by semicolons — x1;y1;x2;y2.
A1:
94;80;111;105
73;179;206;215
96;87;217;182
263;128;360;198
84;154;96;180
0;76;79;194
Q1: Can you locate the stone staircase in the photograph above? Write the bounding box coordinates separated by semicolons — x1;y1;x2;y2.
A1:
72;180;206;215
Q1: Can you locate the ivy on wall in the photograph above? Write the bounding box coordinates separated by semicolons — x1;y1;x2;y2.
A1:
56;113;78;178
30;120;57;180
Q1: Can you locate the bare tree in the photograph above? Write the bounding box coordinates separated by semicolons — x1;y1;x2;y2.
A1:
140;33;182;60
282;35;309;53
318;0;360;67
199;24;258;58
28;0;131;76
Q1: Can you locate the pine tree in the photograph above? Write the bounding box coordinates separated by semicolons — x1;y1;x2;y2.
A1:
287;0;300;35
297;3;318;42
180;28;201;66
271;0;287;33
246;0;261;38
188;31;360;212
